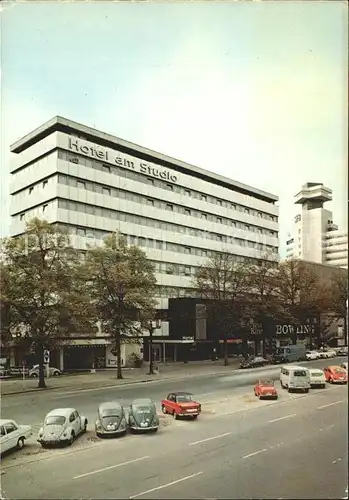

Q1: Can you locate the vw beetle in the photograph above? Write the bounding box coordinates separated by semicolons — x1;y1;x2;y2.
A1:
128;398;159;433
38;408;87;447
95;401;127;437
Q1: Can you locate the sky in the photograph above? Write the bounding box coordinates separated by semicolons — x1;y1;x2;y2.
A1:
1;1;347;255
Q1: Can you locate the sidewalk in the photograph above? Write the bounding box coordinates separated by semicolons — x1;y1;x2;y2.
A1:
1;360;241;396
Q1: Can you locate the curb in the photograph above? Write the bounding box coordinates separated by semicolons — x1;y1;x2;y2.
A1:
1;369;234;396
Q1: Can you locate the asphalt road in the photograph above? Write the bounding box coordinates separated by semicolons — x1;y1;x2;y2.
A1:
1;358;348;500
1;357;346;433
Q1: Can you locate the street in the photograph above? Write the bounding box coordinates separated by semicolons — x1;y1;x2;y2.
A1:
1;357;348;499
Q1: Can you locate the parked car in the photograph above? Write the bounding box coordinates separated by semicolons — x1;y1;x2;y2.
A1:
340;362;348;372
319;349;337;359
254;379;278;400
128;399;159;432
280;365;310;393
95;402;127;437
307;367;326;388
336;348;348;356
0;419;32;454
240;356;270;369
29;365;61;377
38;408;87;447
323;366;348;384
305;350;320;361
161;392;201;419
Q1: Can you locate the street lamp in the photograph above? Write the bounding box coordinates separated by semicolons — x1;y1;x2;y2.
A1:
147;318;161;375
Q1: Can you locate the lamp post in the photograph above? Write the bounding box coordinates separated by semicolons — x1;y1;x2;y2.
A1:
147;318;161;375
116;285;125;380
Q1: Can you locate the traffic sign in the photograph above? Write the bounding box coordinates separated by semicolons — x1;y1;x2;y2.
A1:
110;347;117;357
44;350;50;364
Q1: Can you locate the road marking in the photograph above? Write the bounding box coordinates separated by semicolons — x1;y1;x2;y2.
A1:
73;456;150;480
242;448;268;459
268;413;296;423
129;471;203;498
317;400;345;410
189;432;232;446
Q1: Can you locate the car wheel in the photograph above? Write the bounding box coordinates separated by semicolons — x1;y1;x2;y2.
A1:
31;373;38;378
173;412;179;420
152;428;159;433
258;395;262;400
69;432;75;445
329;378;333;384
53;371;60;376
162;405;167;414
83;420;87;432
304;389;309;393
16;437;25;449
192;415;198;420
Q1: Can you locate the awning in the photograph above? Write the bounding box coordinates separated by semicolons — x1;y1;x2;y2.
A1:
219;339;242;344
61;339;112;346
152;340;195;344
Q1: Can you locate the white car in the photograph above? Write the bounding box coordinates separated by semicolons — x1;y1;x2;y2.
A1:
305;351;320;360
29;365;61;377
319;349;337;359
38;408;88;447
340;362;348;372
0;419;32;454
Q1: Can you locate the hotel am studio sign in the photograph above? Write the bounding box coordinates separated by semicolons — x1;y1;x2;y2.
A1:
67;137;178;183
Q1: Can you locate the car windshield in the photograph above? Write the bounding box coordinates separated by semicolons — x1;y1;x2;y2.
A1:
176;394;193;403
45;416;66;426
133;404;153;417
101;409;121;418
311;372;322;377
293;370;307;377
260;380;274;386
334;368;345;374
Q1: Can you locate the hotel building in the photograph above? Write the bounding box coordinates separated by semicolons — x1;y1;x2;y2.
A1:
9;116;279;368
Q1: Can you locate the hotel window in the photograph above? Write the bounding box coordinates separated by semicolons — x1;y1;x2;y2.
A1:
147;178;154;185
102;187;110;196
257;212;262;217
201;194;207;201
217;217;222;224
217;235;222;242
245;225;249;230
29;187;34;195
201;213;207;220
184;189;191;196
231;204;236;210
166;203;173;211
20;213;25;221
77;228;86;237
42;204;48;213
77;181;86;190
184;247;191;254
166;184;173;191
43;180;48;188
184;266;191;276
147;199;154;207
245;208;250;214
102;165;111;173
217;199;222;206
184;208;191;216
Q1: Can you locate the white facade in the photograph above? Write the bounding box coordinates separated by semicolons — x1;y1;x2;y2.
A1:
10;116;279;337
286;183;348;269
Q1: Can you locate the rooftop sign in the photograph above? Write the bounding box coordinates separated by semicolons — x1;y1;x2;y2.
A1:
68;137;178;183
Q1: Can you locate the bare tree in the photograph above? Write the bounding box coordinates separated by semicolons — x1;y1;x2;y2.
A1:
276;259;329;345
193;253;252;365
248;254;281;355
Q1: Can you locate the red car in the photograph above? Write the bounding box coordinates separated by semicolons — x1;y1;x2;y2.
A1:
161;392;201;420
254;379;278;400
323;366;348;384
